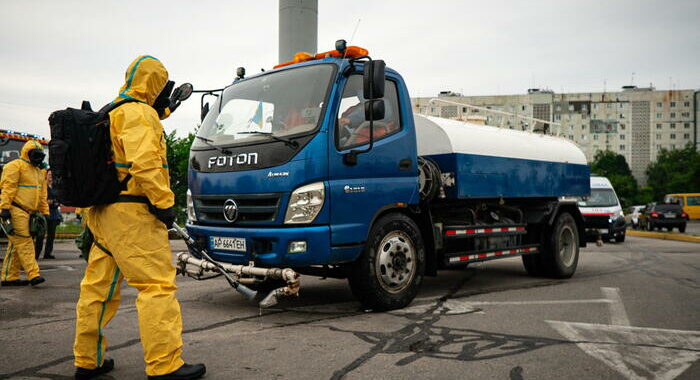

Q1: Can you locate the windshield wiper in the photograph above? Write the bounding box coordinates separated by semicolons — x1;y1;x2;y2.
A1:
195;135;232;155
237;131;299;149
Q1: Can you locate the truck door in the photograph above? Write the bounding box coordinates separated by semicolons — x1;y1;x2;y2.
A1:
327;73;418;255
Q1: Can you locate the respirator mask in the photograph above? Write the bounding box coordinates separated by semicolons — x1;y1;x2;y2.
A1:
153;80;176;119
28;149;45;167
153;81;194;120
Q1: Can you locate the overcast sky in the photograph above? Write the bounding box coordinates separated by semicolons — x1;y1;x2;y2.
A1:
1;0;699;137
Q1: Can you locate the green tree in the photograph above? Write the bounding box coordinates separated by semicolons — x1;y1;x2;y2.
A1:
165;131;195;223
590;150;638;206
646;144;700;202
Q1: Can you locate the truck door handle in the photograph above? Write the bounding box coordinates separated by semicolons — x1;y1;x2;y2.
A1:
399;159;412;171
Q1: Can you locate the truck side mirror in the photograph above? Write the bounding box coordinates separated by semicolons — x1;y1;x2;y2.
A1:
365;99;385;121
363;60;385;99
201;102;210;122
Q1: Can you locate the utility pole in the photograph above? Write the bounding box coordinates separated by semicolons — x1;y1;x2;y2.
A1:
278;0;318;63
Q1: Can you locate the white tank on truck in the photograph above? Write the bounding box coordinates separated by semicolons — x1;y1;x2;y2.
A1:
414;115;589;200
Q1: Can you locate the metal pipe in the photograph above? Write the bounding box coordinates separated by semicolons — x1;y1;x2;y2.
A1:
177;252;301;306
427;98;562;135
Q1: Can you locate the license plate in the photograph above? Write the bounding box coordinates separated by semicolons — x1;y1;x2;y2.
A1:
210;236;246;252
664;213;676;218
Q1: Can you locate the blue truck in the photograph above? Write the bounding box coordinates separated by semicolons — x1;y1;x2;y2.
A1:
181;42;590;311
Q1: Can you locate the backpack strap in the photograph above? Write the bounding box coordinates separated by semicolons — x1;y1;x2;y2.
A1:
99;98;140;118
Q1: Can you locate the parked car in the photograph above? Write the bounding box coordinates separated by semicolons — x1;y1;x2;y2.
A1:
638;203;688;232
664;193;700;220
625;205;646;228
576;176;626;242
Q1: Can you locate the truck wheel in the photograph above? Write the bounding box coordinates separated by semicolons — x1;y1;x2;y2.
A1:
615;232;625;243
679;225;686;233
541;212;579;278
348;213;425;311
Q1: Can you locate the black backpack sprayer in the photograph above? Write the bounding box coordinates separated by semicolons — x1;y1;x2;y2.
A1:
170;223;300;308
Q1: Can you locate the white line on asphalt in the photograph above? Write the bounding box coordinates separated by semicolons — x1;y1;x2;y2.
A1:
454;299;615;306
600;287;631;326
547;320;700;380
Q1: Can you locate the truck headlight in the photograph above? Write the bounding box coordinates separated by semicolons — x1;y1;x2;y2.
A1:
284;182;325;224
186;189;197;222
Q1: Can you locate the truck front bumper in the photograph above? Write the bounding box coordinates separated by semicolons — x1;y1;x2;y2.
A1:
186;223;332;267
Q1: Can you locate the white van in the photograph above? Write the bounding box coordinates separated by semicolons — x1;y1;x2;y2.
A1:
576;176;626;242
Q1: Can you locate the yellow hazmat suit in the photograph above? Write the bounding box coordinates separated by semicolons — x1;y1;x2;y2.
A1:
1;140;49;282
73;55;184;376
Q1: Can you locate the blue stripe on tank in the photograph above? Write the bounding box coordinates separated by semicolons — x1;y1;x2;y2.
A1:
425;153;590;199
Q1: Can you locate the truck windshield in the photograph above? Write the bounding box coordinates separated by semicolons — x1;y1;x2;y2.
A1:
194;64;335;148
576;188;618;207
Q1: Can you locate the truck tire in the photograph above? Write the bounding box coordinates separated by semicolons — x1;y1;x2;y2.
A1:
348;213;425;311
615;232;625;243
534;212;579;278
679;225;686;233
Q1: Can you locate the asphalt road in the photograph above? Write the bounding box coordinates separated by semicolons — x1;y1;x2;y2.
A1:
1;236;698;380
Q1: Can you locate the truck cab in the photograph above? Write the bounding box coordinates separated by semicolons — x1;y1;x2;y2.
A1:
185;43;590;311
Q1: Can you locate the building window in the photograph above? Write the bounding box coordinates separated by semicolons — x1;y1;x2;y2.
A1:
619;103;625;109
620;134;626;140
555;105;561;111
671;144;676;149
582;125;586;130
619;145;625;150
684;101;690;107
582;135;587;141
582;104;588;111
656;133;662;139
656;102;662;108
656;113;662;118
671;101;676;107
569;125;574;131
555;114;561;121
671;112;676;118
593;104;598;109
682;112;690;117
569;134;574;140
462;107;467;112
620;124;625;129
657;144;662;150
619;113;625;119
593;134;599;140
522;105;526;111
684;133;690;139
656;123;662;129
685;123;690;129
671;123;676;129
568;105;574;111
670;133;676;139
606;103;612;109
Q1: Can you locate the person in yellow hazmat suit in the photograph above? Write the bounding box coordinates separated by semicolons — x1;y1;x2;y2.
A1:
73;55;205;380
0;140;49;287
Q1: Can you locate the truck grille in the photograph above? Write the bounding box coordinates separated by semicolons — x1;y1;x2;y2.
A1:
194;193;282;225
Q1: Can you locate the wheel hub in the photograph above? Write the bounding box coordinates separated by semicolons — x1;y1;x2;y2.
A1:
376;231;416;293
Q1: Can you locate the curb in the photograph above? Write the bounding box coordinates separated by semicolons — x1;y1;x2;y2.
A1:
626;230;700;244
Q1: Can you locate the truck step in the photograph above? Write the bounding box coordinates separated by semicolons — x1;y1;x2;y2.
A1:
445;244;539;266
443;224;526;238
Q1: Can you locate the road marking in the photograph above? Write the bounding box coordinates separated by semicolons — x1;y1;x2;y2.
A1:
547;320;700;380
601;287;630;326
548;287;700;380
